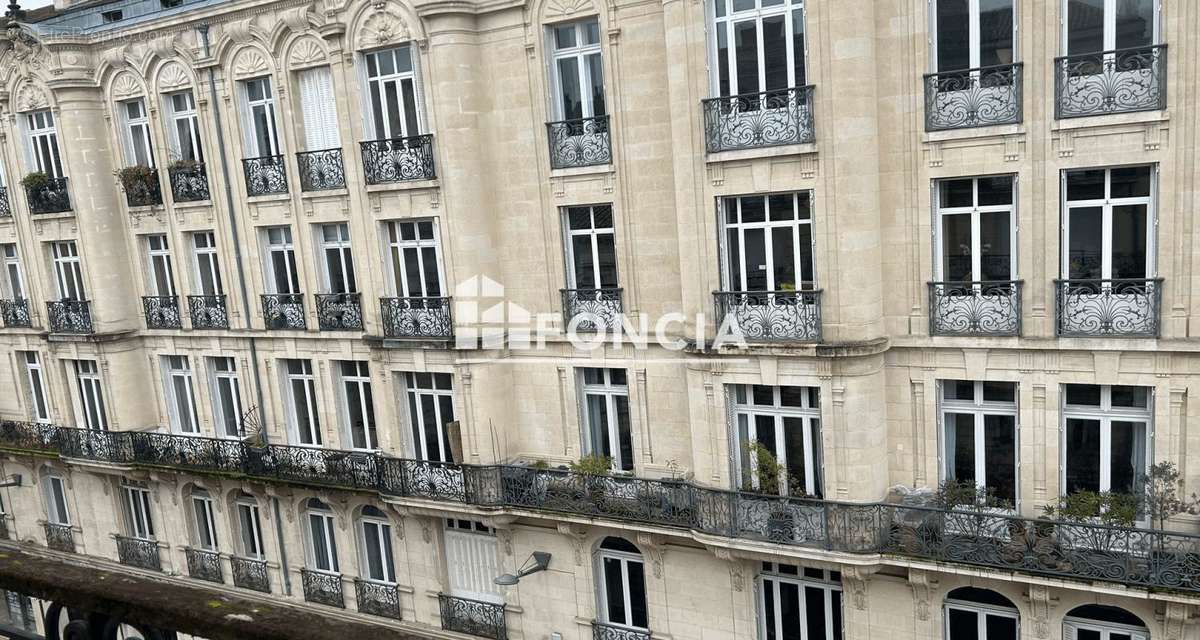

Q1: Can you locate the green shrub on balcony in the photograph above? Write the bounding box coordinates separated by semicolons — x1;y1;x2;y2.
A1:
20;171;49;189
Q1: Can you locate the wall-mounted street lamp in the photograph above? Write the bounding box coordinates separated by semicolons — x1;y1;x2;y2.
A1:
493;552;551;586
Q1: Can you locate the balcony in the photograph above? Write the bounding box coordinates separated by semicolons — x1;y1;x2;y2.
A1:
301;569;344;608
118;166;163;207
185;548;223;584
296;148;346;192
46;300;92;334
142;295;181;330
561;288;623;332
24;176;71;214
928;281;1022;337
242;155;288;196
0;186;11;217
380;296;452;339
439;594;506;640
231;556;270;593
261;293;306;330
168;162;210;203
713;290;821;342
1055;278;1162;338
360;135;436;184
702;86;815;153
924;63;1023;131
593;622;651;640
44;522;74;553
115;535;161;571
1054;45;1167;119
315;292;363;331
547;115;612;169
355;579;401;619
1;298;32;328
188;295;229;329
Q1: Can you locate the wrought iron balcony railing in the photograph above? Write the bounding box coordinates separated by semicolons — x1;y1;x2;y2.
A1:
168;162;210;203
1;298;32;328
142;295;181;330
924;63;1023;131
316;293;363;331
439;594;506;640
115;535;161;571
185;547;224;584
122;170;163;207
261;293;306;330
361;135;436;184
44;522;75;553
242;155;289;196
1055;45;1167;119
355;579;401;619
301;569;344;608
296;148;346;191
561;288;623;331
1055;278;1162;337
380;296;452;339
231;556;270;593
713;289;822;342
547;116;612;169
928;281;1022;337
46;300;92;334
593;622;651;640
702;85;815;153
25;177;72;214
0;186;11;217
188;295;229;329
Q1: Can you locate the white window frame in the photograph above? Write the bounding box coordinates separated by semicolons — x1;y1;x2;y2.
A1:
263;226;301;294
1061;166;1156;281
1061;0;1160;54
241;77;281;158
192;231;224;296
362;45;424;141
720;193;816;292
944;597;1020;640
338;361;377;451
405;372;455;462
166;90;205;163
236;497;266;559
758;564;842;640
296;66;341;151
709;0;807;97
358;510;396;583
209;357;244;439
938;380;1019;507
121;98;155;167
1062;616;1148;640
597;542;647;630
146;234;177;297
25;110;64;178
548;19;605;120
385;219;444;298
563;205;618;289
284;359;322;446
731;385;822;497
444;519;501;602
163;355;200;435
306;502;339;573
122;483;155;540
51;241;85;301
44;473;70;525
1060;385;1152;495
579;368;633;472
318;223;357;294
934;176;1017;282
930;0;1018;72
73;359;108;431
2;243;26;300
191;490;219;551
22;351;51;424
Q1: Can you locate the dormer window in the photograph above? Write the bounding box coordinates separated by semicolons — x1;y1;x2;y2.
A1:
101;10;122;22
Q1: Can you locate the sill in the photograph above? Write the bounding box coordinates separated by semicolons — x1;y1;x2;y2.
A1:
923;123;1025;143
247;193;291;204
300;187;350;199
0;216;13;224
364;178;439;193
1052;109;1169;131
549;164;614;178
127;203;165;214
30;211;75;221
171;199;213;210
705;142;816;164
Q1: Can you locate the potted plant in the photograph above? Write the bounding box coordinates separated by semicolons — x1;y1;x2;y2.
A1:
21;171;50;191
570;454;613;512
1138;462;1200;584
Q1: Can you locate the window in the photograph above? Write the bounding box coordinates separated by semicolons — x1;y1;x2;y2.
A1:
710;0;806;97
263;227;300;294
731;384;822;497
192;231;224;296
44;473;70;525
166;91;204;163
146;234;176;297
101;9;122;22
579;368;633;471
444;519;501;602
944;587;1018;640
210;357;244;438
284;359;322;446
1062;605;1148;640
386;220;443;298
364;46;423;140
940;380;1018;505
236;494;265;559
721;194;815;293
306;499;339;572
935;177;1015;283
597;537;647;630
358;506;395;583
163;355;200;434
51;241;85;301
73;360;108;431
242;77;281;157
191;489;219;551
122;483;155;540
318;223;357;294
21;352;50;423
121;99;155;167
758;563;842;640
339;361;377;450
2;244;25;300
297;66;340;151
932;0;1015;72
550;19;605;121
1062;385;1151;495
564;205;617;290
405;372;455;462
1065;0;1156;55
1;590;36;632
26;110;63;177
1064;166;1153;281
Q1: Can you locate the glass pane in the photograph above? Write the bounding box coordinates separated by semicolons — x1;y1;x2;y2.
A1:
979;211;1011;281
615;396;633;471
572;235;596;288
1067;169;1106;201
1077;630;1101;640
587;54;606;117
977;176;1013;206
803;587;827;640
936;0;970;72
1109;421;1143;493
771;226;795;291
762;15;788;91
942;213;973;281
947;413;976;484
1068;208;1103;279
603;557;626;624
944;380;975;401
1065;384;1101;406
783;417;807;494
401;79;420;138
627;560;647;628
779;582;800;640
1111;205;1147;279
983;414;1016;504
420;395;441;461
421;247;441;296
597;234;618;288
940;179;974;208
1111;386;1148;408
555;24;576;49
985;614;1016;639
734;20;759;94
364;524;384;579
947;608;979;640
717;27;730;97
1114;0;1154;50
982;381;1015;403
792;8;805;86
1065;418;1102;493
1067;0;1105;55
978;0;1015;67
743;228;766;291
557;59;583;120
586;395;610;458
1110;166;1151;198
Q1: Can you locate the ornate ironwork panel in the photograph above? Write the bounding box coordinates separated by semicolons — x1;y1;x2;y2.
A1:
185;548;224;583
188;295;229;329
383;459;467;502
0;186;11;217
360;135;436;184
546;116;612;169
0;298;32;328
0;421;62;454
261;293;306;330
115;535;162;571
58;428;133;462
1055;278;1161;337
561;288;623;332
593;622;650;640
702;86;815;153
1055;45;1167;118
928;281;1021;336
25;177;72;214
130;432;245;474
380;296;453;338
301;569;345;608
46;300;92;334
44;522;75;553
242;155;289;196
123;172;164;207
713;290;822;342
296;148;347;191
924;63;1023;130
231;556;271;593
142;295;181;329
439;594;506;640
355;580;402;619
169;163;210;203
316;293;363;331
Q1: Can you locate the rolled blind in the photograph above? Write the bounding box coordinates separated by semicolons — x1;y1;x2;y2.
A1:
297;66;341;151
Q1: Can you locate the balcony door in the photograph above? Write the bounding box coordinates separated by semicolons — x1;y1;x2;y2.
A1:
264;227;301;295
939;380;1018;506
721;193;814;294
296;66;340;152
550;19;605;122
51;241;85;301
386;220;443;298
192;232;224;297
1064;0;1156;56
405;372;456;463
564;205;617;290
731;384;822;497
364;46;423;141
242;77;281;158
711;0;805;99
2;244;25;301
933;0;1015;73
26;110;64;178
146;234;177;297
936;177;1015;284
444;519;502;604
1061;384;1150;497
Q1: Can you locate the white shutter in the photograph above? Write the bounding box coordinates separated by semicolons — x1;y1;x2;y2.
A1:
298;67;340;151
445;529;502;603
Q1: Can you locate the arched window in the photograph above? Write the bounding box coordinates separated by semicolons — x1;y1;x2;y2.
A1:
944;587;1018;640
758;562;841;640
306;498;339;572
358;505;395;583
597;537;647;630
234;492;265;559
42;470;70;526
190;488;218;551
1063;605;1149;640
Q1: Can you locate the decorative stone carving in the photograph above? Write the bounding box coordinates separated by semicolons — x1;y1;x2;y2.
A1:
233;48;270;78
1025;585;1055;639
282;6;312;31
15;83;47;111
547;0;593;17
112;72;142;100
358;11;411;49
710;548;744;592
2;24;46;71
289;37;327;69
158;62;191;92
635;533;664;578
556;523;588;564
907;570;937;622
841;566;877;611
1163;602;1190;640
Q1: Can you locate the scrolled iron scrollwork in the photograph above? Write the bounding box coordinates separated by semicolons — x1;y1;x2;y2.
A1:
713;290;822;342
355;580;402;619
592;622;650;640
185;548;224;583
26;177;72;214
702;85;815;153
316;293;363;331
1055;45;1167;118
924;63;1023;131
188;295;229;329
928;281;1022;336
360;135;436;184
1055;278;1161;337
261;293;306;330
115;535;162;571
301;569;344;608
242;155;289;196
1;298;32;328
142;295;181;329
46;299;92;334
380;296;452;338
169;162;210;203
0;186;12;217
122;171;164;207
231;556;270;593
438;594;506;640
44;522;75;553
296;148;347;191
561;288;623;332
547;116;612;169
